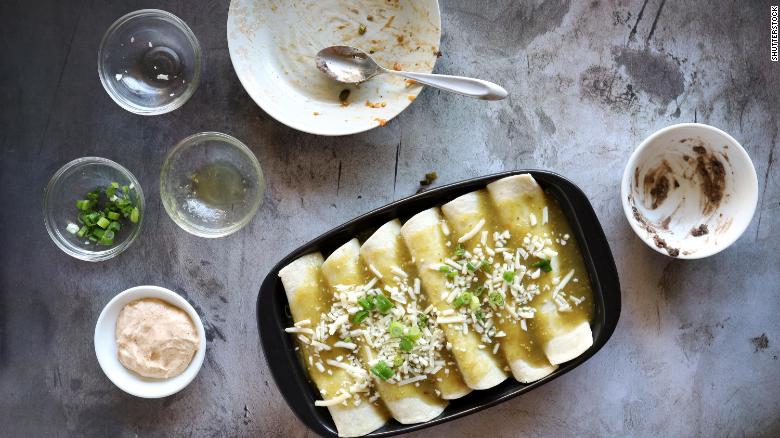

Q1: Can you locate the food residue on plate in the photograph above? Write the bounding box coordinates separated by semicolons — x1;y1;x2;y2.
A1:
339;89;351;106
116;298;199;379
691;143;726;215
365;100;386;108
642;159;677;209
690;224;709;237
373;117;387;126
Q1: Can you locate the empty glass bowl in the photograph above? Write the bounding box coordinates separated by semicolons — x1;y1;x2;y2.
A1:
44;157;145;261
160;132;264;238
98;9;201;115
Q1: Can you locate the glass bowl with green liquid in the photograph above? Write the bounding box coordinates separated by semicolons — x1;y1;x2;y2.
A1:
160;132;264;237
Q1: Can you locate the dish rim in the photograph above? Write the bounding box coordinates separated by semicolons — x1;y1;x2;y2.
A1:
256;170;621;436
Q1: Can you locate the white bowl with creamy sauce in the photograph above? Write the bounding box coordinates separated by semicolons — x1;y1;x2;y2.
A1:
94;285;207;398
621;123;758;259
227;0;441;135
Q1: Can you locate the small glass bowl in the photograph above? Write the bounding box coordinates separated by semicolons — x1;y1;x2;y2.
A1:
98;9;201;115
44;157;145;261
160;132;264;238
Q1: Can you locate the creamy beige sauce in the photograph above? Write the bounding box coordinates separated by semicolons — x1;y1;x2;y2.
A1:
116;298;199;379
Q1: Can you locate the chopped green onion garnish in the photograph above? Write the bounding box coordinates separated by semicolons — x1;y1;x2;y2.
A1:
446;271;457;280
352;310;369;324
438;266;450;273
393;355;404;368
480;260;492;272
406;325;421;341
70;182;140;250
455;244;465;257
389;321;405;338
399;337;414;352
469;295;480;311
466;262;477;271
488;292;505;307
373;293;393;314
357;296;375;311
502;271;516;283
417;314;429;329
532;259;552;272
370;361;394;381
453;292;473;308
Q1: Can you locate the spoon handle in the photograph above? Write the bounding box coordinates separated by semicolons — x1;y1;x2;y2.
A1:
386;70;508;100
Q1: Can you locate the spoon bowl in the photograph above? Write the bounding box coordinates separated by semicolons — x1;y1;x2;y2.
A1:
315;46;380;84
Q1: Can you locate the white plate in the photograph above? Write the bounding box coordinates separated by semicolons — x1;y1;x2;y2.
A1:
94;285;207;398
621;123;758;259
227;0;441;136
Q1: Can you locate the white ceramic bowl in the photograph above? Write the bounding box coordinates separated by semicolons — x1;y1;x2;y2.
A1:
94;285;206;398
227;0;441;136
621;123;758;259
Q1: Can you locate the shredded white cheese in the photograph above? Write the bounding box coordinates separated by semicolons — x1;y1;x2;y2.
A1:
457;218;485;243
315;393;350;406
333;341;357;350
368;264;383;279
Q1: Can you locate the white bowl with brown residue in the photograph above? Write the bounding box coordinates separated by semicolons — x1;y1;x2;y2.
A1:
621;123;757;259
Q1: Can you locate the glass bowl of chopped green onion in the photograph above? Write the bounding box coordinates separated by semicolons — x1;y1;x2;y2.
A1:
160;132;264;238
44;157;144;261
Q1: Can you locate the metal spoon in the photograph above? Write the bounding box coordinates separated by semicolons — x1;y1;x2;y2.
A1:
315;46;508;101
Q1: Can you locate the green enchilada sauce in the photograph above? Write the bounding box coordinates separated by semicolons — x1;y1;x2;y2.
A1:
522;194;595;346
289;275;356;400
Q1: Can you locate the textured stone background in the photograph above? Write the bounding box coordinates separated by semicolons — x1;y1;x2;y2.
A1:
1;0;778;436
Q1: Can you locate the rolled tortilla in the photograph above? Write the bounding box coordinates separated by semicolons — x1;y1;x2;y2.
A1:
279;253;389;437
487;174;594;365
361;219;471;401
323;239;445;425
442;190;558;383
400;208;508;390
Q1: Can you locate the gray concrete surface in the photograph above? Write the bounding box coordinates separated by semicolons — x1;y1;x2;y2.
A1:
1;0;779;436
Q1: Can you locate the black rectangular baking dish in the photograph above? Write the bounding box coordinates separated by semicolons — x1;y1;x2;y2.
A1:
257;170;621;437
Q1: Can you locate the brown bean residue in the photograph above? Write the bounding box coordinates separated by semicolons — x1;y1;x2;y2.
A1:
690;224;709;237
642;160;674;209
692;144;726;215
630;201;680;257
